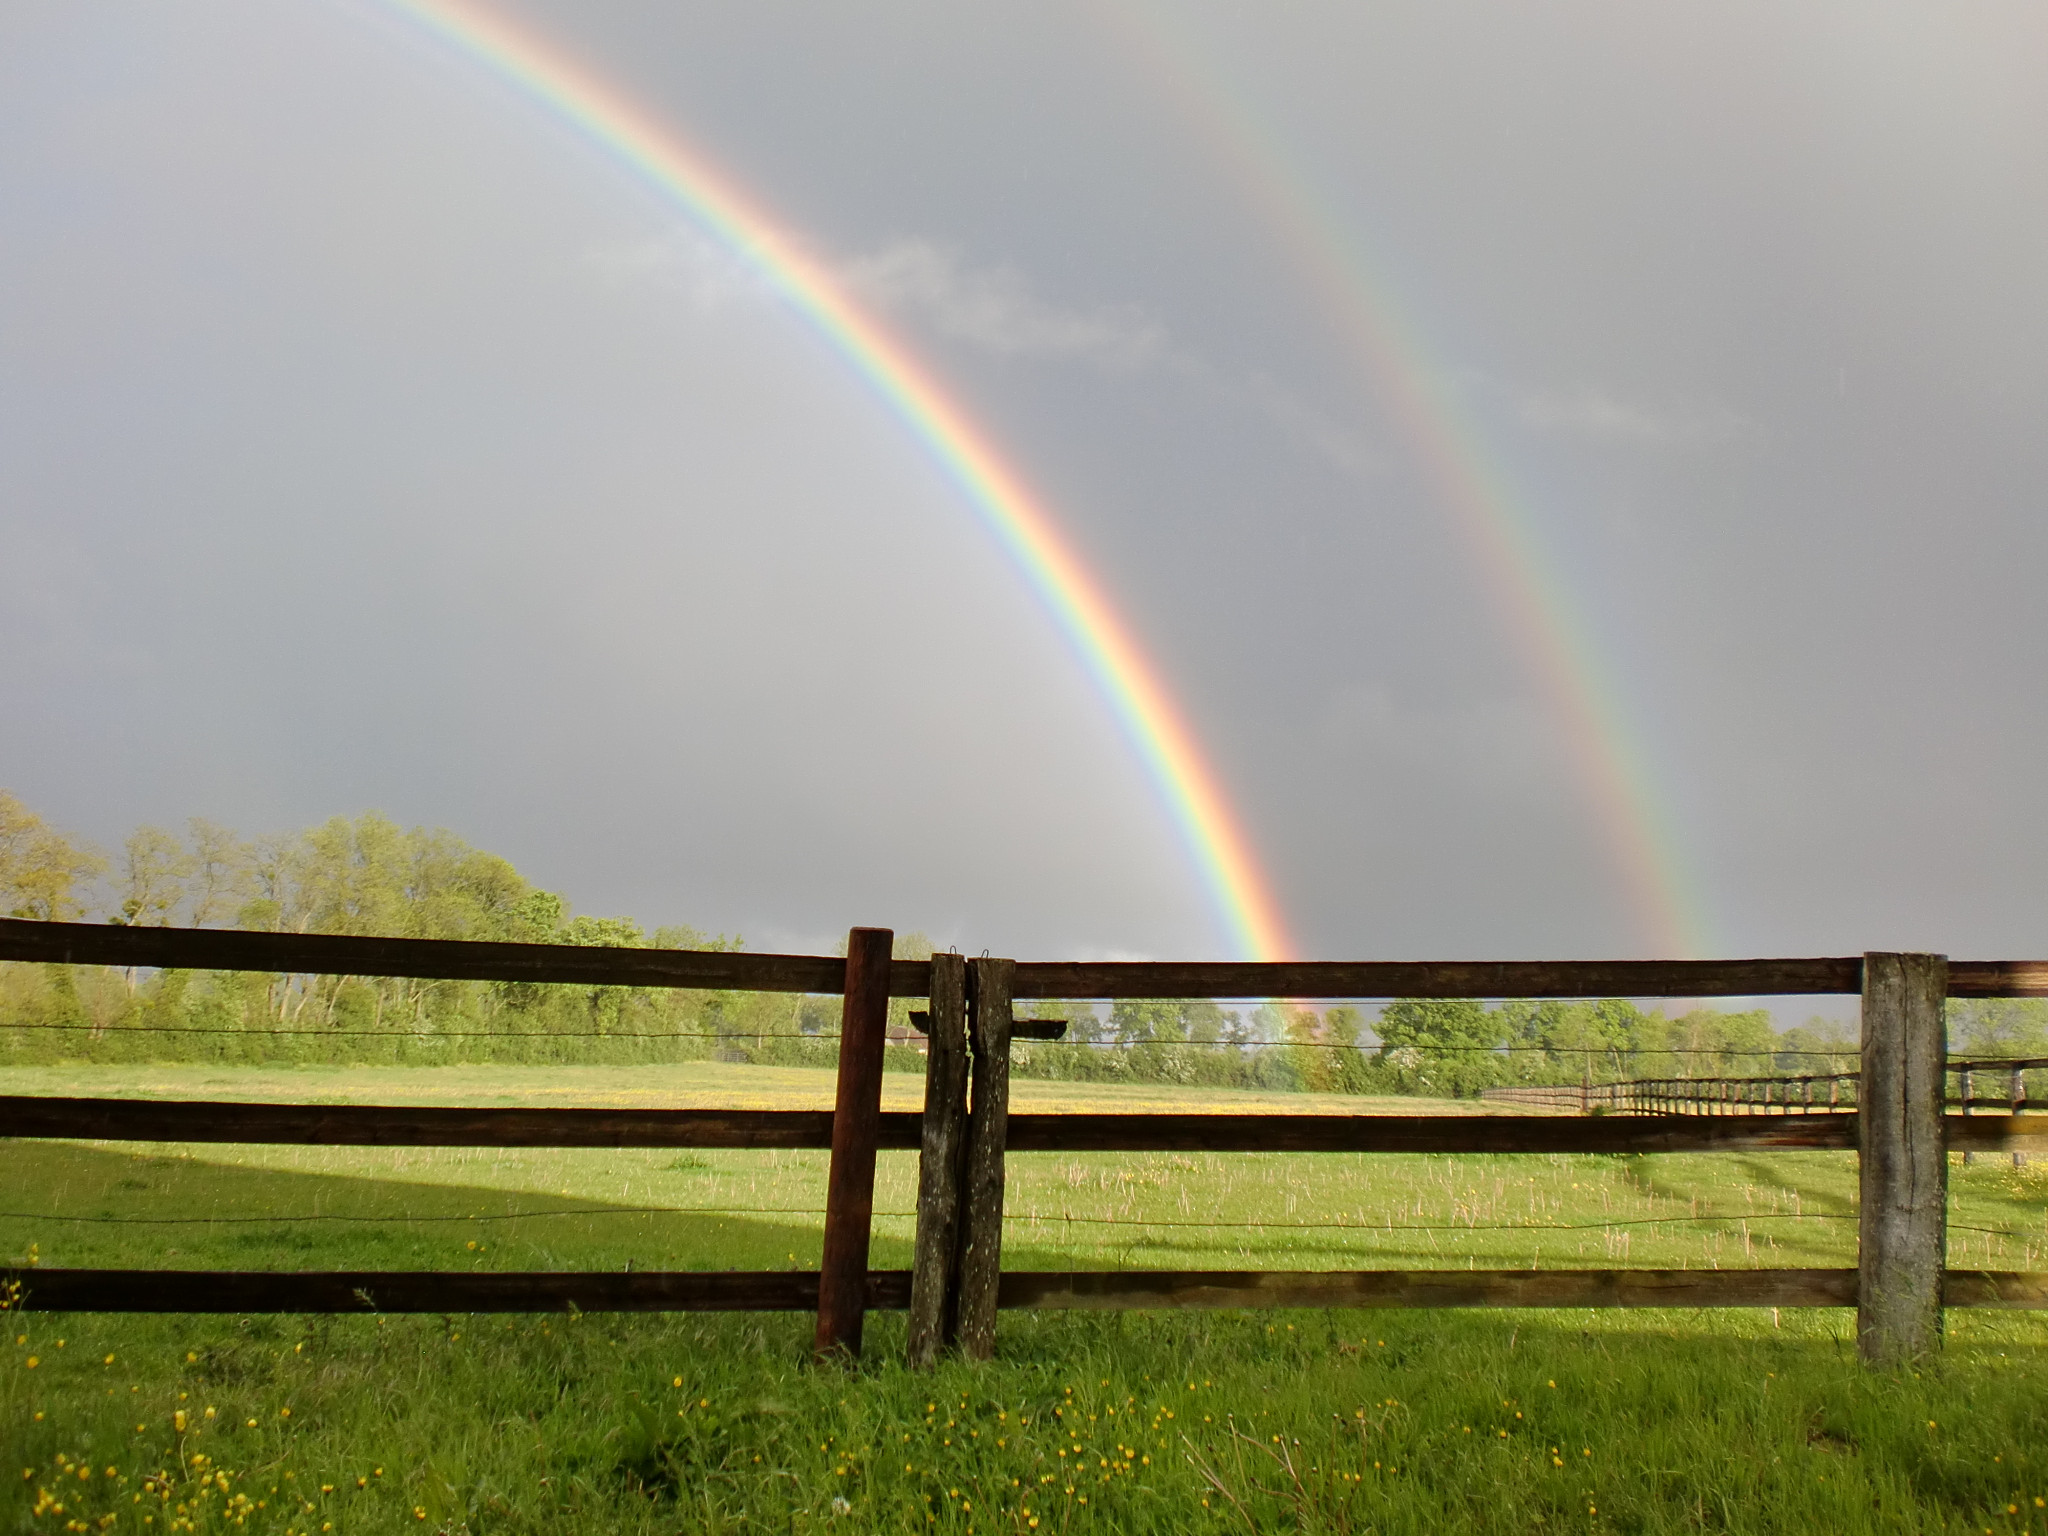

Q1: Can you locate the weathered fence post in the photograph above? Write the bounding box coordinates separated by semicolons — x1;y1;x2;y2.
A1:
814;926;893;1363
2013;1065;2030;1168
956;956;1014;1360
907;952;969;1369
1857;951;1948;1366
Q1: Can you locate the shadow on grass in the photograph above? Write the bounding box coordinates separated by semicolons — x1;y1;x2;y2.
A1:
0;1140;1124;1277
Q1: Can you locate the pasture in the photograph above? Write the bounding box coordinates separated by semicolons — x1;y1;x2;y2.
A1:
5;1064;2047;1533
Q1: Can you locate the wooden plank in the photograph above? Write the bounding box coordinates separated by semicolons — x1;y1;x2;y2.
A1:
907;953;969;1369
1858;952;1949;1366
1008;1019;1068;1040
5;1097;1879;1154
998;1268;1862;1311
0;1096;868;1149
0;916;931;997
1944;1271;2048;1308
815;928;894;1361
956;957;1014;1360
1000;1112;1858;1153
0;1268;909;1313
9;1265;2037;1314
1946;1116;2048;1151
7;916;2043;1003
1010;957;1865;1000
1948;962;2048;998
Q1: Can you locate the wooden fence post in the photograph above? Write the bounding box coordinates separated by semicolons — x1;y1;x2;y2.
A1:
814;926;893;1363
1857;951;1948;1366
2013;1065;2030;1169
956;956;1014;1360
907;953;969;1369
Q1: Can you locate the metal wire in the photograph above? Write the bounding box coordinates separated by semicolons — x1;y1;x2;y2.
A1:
0;1023;842;1041
0;1207;2028;1239
0;1020;1873;1056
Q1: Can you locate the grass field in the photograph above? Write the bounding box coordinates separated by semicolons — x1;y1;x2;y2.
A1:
4;1064;2047;1533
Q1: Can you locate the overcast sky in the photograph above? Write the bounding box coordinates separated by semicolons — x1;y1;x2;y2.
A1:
3;1;2045;964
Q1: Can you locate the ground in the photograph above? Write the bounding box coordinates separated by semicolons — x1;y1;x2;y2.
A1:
3;1063;2045;1533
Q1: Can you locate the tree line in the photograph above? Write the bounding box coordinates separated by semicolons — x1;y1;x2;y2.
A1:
3;789;2040;1089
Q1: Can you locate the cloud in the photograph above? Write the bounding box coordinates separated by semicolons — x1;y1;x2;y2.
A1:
835;240;1167;368
588;232;1168;370
1518;387;1745;445
585;229;768;311
1238;373;1388;482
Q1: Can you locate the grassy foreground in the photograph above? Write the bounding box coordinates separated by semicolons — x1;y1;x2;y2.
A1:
3;1065;2046;1532
6;1308;2048;1535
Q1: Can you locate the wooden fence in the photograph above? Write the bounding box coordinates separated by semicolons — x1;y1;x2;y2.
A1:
1485;1057;2041;1117
3;919;2047;1367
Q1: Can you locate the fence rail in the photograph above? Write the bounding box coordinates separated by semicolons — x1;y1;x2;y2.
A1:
10;1092;2046;1154
4;923;2045;1367
10;917;2048;1000
7;1266;2045;1315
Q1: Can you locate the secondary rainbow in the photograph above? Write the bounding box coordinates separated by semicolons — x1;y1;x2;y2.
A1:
1108;6;1710;958
371;0;1293;961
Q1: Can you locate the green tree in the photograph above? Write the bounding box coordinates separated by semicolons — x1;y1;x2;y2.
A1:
115;825;191;926
1947;999;2048;1059
1668;1007;1776;1077
1109;999;1188;1044
0;788;106;920
1498;998;1657;1084
1322;1005;1375;1094
184;818;252;927
1774;1015;1857;1074
1375;998;1507;1097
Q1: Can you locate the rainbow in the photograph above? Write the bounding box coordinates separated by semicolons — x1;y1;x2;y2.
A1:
1104;6;1710;959
372;0;1293;961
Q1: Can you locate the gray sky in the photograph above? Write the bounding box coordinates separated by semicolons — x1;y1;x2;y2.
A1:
3;1;2046;964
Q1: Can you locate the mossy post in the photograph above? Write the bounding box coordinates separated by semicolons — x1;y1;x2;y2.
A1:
907;952;969;1368
1857;951;1948;1366
956;956;1014;1360
814;926;892;1362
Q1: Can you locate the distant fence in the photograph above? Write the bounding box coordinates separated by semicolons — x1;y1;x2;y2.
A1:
3;919;2046;1368
1485;1057;2042;1118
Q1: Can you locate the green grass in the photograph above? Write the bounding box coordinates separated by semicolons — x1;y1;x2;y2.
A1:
3;1065;2047;1533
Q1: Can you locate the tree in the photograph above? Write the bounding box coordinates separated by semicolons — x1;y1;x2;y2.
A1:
1668;1007;1776;1077
1947;999;2048;1059
1498;998;1657;1084
0;788;106;920
115;825;191;926
185;818;252;927
1375;998;1508;1097
1109;999;1187;1044
1322;1005;1374;1094
1774;1015;1858;1074
512;889;567;942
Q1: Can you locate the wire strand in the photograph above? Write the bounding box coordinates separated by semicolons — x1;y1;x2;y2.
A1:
0;1207;2028;1239
0;1020;1883;1056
